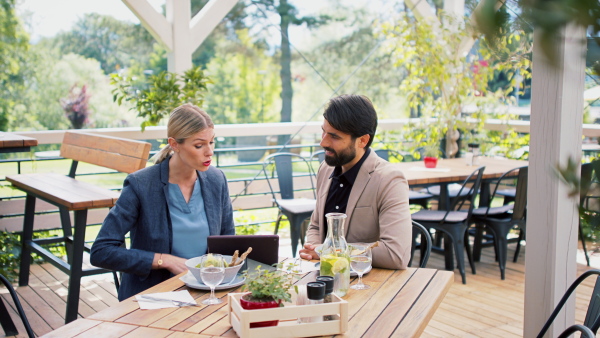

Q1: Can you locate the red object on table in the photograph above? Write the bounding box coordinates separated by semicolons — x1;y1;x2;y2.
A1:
424;157;438;168
240;294;280;328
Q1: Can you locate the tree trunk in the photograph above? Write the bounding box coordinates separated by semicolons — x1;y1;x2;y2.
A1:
278;0;292;144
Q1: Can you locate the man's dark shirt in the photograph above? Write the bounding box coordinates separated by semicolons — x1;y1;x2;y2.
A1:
323;148;371;237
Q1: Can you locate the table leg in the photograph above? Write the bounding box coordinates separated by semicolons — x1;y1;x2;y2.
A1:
18;195;36;287
59;206;74;264
438;182;450;210
65;209;87;324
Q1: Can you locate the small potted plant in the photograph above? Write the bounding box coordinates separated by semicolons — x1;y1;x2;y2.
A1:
423;144;441;168
239;265;294;328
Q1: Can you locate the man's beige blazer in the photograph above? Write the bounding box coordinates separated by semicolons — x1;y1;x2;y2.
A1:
306;150;412;269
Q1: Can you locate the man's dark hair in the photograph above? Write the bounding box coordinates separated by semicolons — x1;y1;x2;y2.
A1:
323;94;378;148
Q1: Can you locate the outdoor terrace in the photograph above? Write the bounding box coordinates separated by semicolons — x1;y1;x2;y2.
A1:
0;121;599;337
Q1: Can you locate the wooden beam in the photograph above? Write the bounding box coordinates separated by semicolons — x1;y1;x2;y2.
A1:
122;0;173;51
458;0;505;57
524;23;586;337
404;0;437;21
166;0;193;73
190;0;238;50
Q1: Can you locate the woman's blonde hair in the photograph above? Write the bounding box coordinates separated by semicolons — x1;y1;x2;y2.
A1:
153;104;215;164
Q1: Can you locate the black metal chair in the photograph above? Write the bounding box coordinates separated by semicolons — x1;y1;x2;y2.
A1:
555;324;595;338
0;274;34;338
470;166;528;280
537;269;600;338
409;221;432;268
263;153;316;257
411;166;485;284
579;160;600;267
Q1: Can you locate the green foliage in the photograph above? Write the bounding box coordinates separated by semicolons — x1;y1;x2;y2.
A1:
0;231;20;282
51;13;155;74
111;66;211;131
0;0;30;131
240;264;295;305
476;0;599;70
12;51;135;131
204;29;281;124
379;11;531;157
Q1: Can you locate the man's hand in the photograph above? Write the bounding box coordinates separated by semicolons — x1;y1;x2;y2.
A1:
299;243;319;260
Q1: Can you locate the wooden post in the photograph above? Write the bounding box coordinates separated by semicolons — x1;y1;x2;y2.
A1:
123;0;237;73
525;23;585;337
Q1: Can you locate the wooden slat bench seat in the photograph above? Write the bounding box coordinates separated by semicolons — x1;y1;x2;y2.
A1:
5;131;151;325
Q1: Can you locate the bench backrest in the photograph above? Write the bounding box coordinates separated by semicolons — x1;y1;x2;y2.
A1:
60;131;151;174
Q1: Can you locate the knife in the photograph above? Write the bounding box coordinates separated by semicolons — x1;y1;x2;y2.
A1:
138;294;199;307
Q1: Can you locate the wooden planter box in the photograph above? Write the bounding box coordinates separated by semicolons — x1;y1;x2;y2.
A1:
228;293;348;338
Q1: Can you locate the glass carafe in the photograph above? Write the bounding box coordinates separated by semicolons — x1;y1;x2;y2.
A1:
319;213;350;297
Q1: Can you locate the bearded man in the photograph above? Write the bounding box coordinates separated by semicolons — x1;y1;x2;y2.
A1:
299;94;412;269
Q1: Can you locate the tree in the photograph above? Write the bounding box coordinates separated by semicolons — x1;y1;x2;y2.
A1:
476;0;600;71
381;12;531;157
47;13;155;74
251;0;334;140
0;0;30;131
203;30;281;124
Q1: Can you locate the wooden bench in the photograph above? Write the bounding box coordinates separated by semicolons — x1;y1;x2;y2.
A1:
5;131;151;324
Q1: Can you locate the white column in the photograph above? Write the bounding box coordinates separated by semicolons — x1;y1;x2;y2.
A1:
524;23;586;337
444;0;464;17
166;0;192;73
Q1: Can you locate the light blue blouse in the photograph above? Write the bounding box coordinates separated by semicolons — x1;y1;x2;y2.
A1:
167;179;210;258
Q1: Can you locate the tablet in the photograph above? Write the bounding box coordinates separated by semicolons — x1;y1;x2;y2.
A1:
207;235;279;266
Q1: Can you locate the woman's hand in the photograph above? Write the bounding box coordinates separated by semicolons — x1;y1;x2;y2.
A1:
299;243;319;260
153;253;188;275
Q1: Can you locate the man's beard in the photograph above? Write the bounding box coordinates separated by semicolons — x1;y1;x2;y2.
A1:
323;144;356;167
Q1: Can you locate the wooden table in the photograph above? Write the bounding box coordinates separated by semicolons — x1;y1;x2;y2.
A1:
399;157;527;270
399;156;528;209
41;264;453;337
0;132;37;153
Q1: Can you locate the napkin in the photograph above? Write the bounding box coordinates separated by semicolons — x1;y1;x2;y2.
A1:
135;290;196;310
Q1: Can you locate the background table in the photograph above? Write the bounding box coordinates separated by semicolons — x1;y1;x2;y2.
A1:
0;132;37;154
399;157;528;209
41;262;453;337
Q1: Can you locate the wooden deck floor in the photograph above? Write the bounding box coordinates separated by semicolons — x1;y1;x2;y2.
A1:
0;242;597;337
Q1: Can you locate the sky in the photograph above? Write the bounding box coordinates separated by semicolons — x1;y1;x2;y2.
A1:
18;0;164;41
17;0;395;45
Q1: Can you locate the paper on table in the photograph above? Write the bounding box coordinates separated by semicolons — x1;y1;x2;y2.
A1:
135;290;196;310
408;166;451;172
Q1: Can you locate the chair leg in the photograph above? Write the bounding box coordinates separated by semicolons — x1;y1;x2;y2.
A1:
274;213;283;235
451;232;467;284
472;223;485;262
443;234;454;271
580;219;591;267
0;297;18;336
464;229;476;275
513;229;525;263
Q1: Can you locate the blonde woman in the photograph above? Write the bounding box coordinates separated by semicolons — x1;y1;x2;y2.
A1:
91;104;235;300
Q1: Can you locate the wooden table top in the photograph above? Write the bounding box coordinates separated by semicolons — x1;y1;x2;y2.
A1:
42;262;453;337
398;157;528;186
0;131;37;150
6;173;120;210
